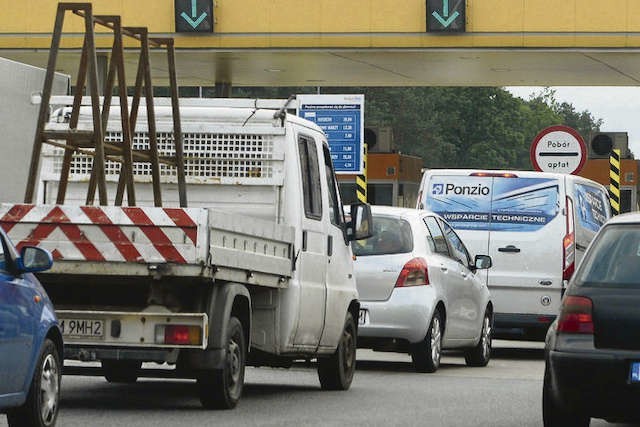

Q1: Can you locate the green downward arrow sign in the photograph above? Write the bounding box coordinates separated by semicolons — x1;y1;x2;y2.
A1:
432;0;460;28
181;0;208;28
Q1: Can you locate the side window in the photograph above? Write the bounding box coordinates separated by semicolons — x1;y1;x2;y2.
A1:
323;144;344;227
440;220;471;266
423;216;449;255
298;135;322;220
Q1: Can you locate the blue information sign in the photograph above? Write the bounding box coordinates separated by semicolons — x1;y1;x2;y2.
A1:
297;94;364;174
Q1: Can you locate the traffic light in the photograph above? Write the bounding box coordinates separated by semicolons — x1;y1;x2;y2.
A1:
364;126;394;153
588;132;630;159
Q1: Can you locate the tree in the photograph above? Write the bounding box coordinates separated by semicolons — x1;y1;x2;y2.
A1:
524;88;602;142
229;86;603;170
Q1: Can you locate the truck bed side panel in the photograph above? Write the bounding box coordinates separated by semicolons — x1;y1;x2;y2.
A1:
0;203;208;269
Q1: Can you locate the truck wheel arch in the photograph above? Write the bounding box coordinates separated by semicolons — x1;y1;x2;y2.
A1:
207;283;251;351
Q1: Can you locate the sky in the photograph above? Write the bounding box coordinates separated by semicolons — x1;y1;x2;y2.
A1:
506;86;640;158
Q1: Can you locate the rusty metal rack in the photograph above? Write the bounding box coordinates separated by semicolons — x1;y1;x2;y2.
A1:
25;2;187;207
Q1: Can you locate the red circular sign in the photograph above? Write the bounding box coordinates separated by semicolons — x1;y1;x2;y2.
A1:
530;125;587;175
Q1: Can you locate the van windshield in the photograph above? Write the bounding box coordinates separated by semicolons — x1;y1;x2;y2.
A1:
574;224;640;288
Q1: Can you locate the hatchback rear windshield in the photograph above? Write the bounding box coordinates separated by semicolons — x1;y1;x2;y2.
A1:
574;224;640;288
352;216;413;256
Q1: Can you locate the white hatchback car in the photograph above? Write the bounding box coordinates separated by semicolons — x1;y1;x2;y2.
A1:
353;206;493;373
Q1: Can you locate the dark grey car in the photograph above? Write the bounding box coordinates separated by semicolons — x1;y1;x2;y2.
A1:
543;213;640;426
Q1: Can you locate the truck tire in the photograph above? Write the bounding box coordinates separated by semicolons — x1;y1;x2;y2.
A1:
102;360;141;383
197;316;246;409
317;311;356;390
7;339;61;427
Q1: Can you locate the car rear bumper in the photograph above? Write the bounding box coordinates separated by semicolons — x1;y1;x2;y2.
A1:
358;286;436;345
548;349;640;421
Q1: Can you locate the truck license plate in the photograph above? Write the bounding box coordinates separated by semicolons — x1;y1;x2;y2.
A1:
358;309;369;326
60;319;104;338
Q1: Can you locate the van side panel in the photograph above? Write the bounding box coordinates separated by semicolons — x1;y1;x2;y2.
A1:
570;179;611;263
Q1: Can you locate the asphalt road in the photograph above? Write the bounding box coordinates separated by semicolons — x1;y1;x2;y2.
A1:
1;341;635;426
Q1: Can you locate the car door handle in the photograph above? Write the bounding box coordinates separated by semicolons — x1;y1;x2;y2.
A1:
440;265;448;272
498;245;521;253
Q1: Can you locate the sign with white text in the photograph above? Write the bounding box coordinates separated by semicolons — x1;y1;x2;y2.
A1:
297;94;364;174
530;125;587;175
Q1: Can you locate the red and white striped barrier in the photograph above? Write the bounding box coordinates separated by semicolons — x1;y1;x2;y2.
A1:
0;204;206;264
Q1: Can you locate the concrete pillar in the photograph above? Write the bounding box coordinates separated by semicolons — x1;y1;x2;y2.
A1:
214;82;232;97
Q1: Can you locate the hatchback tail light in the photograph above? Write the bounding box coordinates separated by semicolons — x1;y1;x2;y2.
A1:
395;257;430;287
557;296;594;334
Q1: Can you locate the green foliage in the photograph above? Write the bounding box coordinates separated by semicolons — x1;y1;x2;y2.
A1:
230;86;602;170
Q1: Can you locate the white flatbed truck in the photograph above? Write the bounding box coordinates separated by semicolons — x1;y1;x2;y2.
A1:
0;98;372;408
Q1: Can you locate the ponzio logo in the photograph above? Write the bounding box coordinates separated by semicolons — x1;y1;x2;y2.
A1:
435;183;490;196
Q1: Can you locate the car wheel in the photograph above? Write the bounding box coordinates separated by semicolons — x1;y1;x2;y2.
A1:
197;316;246;409
102;360;141;383
542;365;589;427
464;309;492;367
6;338;61;427
411;309;443;373
318;311;357;390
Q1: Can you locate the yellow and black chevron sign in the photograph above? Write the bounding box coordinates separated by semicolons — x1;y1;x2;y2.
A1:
609;148;621;215
356;145;367;203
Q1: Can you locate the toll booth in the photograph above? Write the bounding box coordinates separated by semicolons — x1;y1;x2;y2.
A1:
577;159;639;213
338;152;423;207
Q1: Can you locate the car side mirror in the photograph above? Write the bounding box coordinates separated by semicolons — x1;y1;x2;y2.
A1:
346;203;373;241
473;254;492;270
17;246;53;273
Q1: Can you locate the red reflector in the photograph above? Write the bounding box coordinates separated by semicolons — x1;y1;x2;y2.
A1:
166;325;191;345
557;296;594;334
164;325;201;345
537;316;552;324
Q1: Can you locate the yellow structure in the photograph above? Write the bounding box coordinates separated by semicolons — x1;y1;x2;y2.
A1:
3;1;640;86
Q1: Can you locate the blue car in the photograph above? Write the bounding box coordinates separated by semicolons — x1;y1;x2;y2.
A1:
0;228;61;427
